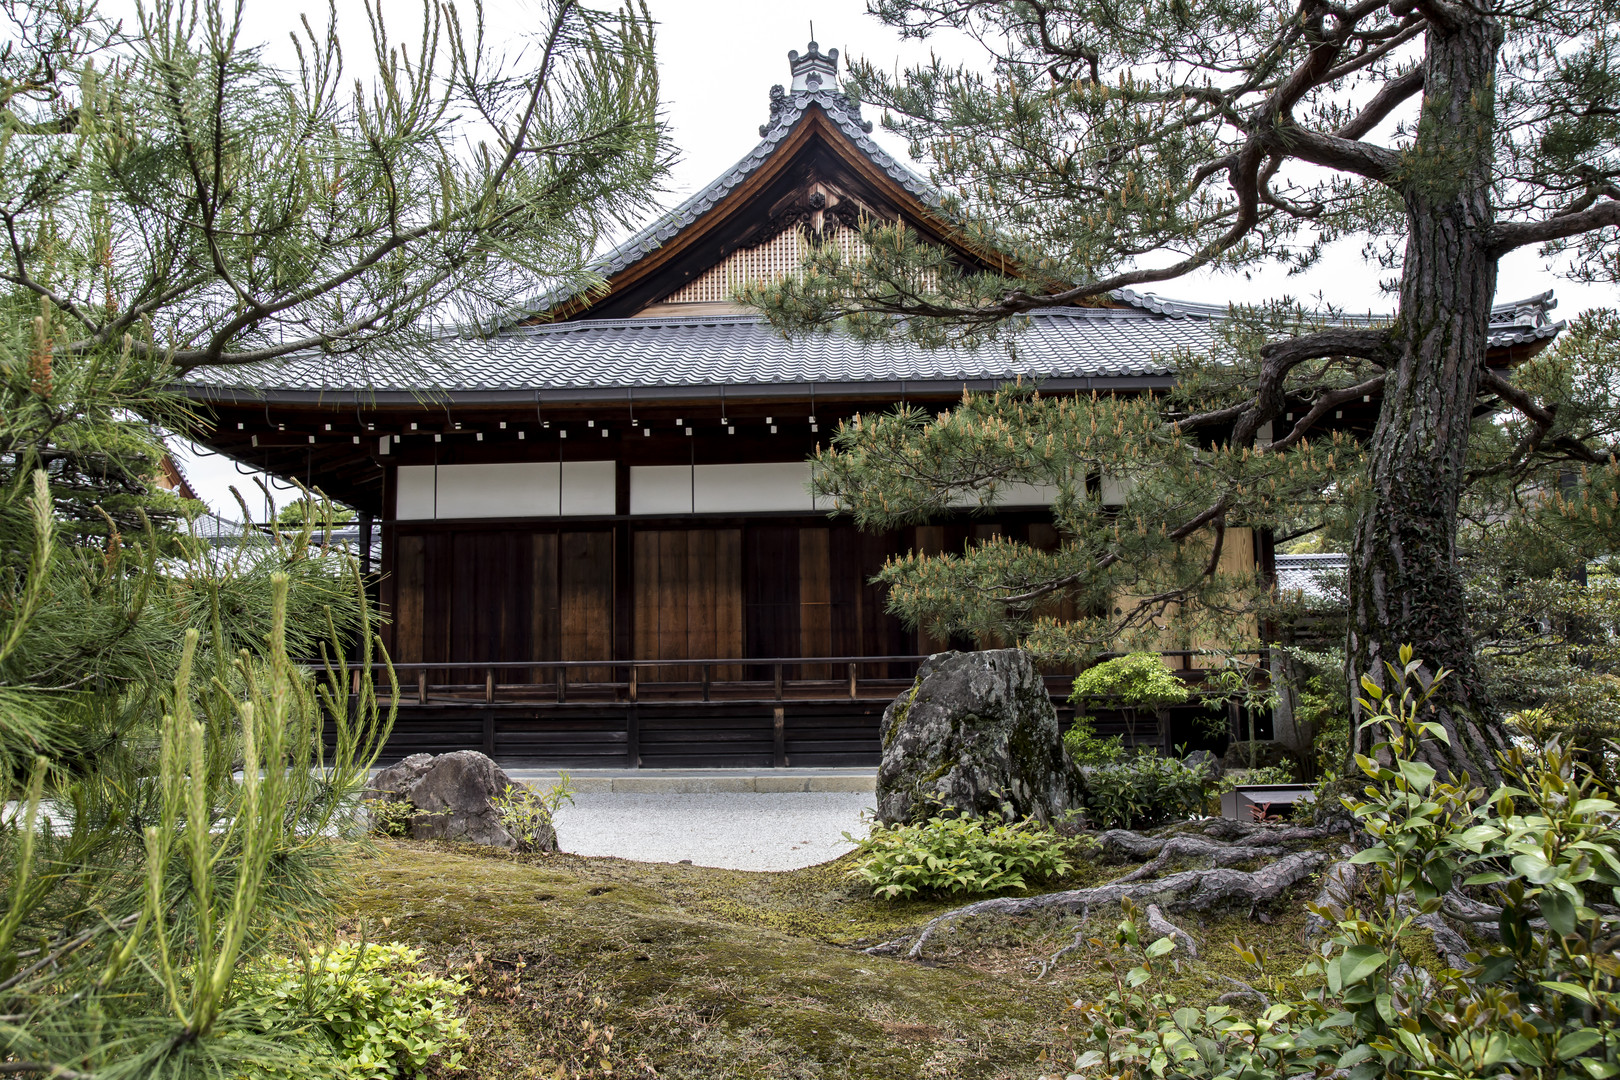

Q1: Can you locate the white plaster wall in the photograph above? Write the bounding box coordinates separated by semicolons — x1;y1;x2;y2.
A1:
692;462;817;513
436;462;559;518
630;465;694;514
395;465;439;520
1101;471;1136;506
562;460;616;516
990;481;1060;507
392;461;614;519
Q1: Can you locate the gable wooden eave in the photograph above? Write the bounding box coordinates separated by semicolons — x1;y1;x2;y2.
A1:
539;105;1030;323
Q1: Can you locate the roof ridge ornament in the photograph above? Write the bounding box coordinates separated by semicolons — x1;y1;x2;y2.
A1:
789;39;838;92
761;38;874;136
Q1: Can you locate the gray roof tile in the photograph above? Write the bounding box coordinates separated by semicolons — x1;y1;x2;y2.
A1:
180;291;1563;398
183;307;1195;397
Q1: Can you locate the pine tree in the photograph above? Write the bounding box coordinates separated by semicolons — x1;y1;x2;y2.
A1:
0;1;669;1073
750;0;1620;786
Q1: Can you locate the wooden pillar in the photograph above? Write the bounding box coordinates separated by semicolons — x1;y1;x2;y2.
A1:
772;706;786;768
359;511;374;578
614;462;633;670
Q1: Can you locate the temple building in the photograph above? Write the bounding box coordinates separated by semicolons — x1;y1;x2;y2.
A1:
176;40;1561;767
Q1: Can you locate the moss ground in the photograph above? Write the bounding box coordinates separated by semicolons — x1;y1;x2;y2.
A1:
345;839;1330;1080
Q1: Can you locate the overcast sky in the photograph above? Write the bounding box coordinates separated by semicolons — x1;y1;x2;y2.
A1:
168;0;1618;516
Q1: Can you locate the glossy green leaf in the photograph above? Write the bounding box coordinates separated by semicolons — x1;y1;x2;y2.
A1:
1398;760;1436;791
1350;848;1395;865
1557;1029;1604;1060
1337;945;1388;987
1540;892;1577;936
1539;980;1597;1005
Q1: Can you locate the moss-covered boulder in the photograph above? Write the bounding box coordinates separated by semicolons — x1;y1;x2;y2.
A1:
878;649;1081;825
368;750;538;850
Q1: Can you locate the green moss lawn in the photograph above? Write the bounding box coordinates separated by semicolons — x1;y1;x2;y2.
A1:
341;838;1339;1079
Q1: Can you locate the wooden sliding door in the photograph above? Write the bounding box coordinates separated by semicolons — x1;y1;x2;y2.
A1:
631;528;744;680
389;527;614;682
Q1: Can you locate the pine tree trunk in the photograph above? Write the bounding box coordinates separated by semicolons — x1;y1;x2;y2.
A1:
1345;13;1510;789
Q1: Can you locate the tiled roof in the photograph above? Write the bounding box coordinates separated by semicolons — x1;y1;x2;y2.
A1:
1112;288;1562;348
179;290;1565;401
175;48;1563;403
1275;553;1349;602
181;306;1191;400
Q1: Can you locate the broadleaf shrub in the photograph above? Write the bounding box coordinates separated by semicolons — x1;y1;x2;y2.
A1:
1063;646;1620;1080
847;815;1074;899
1064;715;1126;765
1076;752;1219;830
239;941;468;1079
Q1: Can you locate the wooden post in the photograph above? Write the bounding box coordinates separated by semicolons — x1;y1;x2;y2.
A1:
485;668;495;704
773;663;783;701
416;670;427;705
629;664;638;702
627;704;640;768
848;662;858;700
772;706;786;768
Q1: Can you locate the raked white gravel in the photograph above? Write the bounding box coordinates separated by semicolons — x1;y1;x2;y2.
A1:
549;791;875;871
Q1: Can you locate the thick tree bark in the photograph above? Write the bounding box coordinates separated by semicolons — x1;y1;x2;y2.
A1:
1346;13;1510;789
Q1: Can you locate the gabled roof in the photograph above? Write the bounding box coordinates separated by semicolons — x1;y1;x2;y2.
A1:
560;89;933;302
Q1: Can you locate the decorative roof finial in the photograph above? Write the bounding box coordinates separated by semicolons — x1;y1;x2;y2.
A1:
787;37;838;93
761;34;872;136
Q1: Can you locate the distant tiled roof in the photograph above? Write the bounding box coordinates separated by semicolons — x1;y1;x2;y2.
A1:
1112;288;1562;349
1275;553;1350;601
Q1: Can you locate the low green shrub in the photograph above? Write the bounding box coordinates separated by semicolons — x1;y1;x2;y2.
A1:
1071;653;1191;745
239;941;468;1078
1220;762;1296;786
846;815;1075;899
1064;715;1126;765
1076;751;1219;830
492;774;575;852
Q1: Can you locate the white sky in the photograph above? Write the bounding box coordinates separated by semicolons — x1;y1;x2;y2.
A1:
167;0;1619;516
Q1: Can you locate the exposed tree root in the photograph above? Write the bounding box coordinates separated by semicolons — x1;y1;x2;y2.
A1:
1305;851;1359;938
1113;837;1289;884
901;850;1327;959
1412;911;1472;970
1162;819;1338;844
1096;822;1331;865
1144;903;1199;959
1034;907;1093;979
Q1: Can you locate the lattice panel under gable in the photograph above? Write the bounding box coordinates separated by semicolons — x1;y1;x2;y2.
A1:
665;226;868;304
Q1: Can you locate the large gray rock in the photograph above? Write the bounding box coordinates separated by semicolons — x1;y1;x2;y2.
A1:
367;750;543;850
877;649;1081;825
